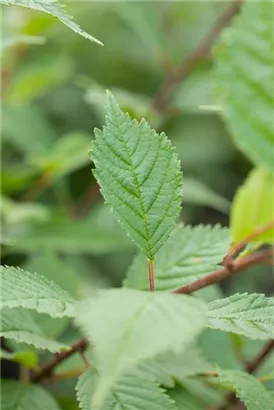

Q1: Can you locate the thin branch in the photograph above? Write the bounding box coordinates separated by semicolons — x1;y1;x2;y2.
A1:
245;339;274;375
72;182;100;218
40;368;86;384
31;337;88;383
152;0;242;112
30;226;273;385
20;174;52;202
173;247;273;295
148;261;155;292
223;220;274;268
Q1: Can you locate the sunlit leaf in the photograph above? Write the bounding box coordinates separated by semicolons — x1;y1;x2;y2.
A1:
231;168;274;244
0;349;38;369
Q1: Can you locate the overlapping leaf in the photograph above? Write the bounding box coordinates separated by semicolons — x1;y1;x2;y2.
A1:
207;293;274;340
0;307;68;352
125;224;230;291
218;370;274;410
137;346;213;388
76;369;176;410
0;266;75;318
90;92;182;260
231;168;274;244
1;380;62;410
215;1;274;170
75;288;206;408
1;0;103;45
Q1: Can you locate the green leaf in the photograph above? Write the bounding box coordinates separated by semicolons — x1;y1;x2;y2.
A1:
217;370;274;410
168;385;207;410
200;329;241;371
0;349;38;369
1;196;50;225
0;266;75;318
1;380;62;410
24;252;79;298
124;224;230;291
2;105;56;156
0;0;103;45
75;288;206;408
207;293;274;340
30;132;92;180
84;80;152;123
231;168;274;244
180;378;224;407
5;207;133;255
114;2;162;56
0;307;68;352
4;54;73;104
214;1;274;170
137;346;213;388
183;177;230;214
90;91;182;260
76;369;176;410
2;35;46;48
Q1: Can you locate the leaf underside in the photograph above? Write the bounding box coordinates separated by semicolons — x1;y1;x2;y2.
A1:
75;288;206;408
0;266;75;318
0;307;68;352
76;369;176;410
90;91;182;260
207;293;274;340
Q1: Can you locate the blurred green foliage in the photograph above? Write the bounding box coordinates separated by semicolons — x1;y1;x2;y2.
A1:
1;2;273;408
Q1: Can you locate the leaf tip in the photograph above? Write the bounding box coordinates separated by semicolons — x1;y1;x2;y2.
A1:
105;90;119;114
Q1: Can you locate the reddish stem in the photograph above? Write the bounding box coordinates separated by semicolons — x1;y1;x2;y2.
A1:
246;339;274;375
173;248;273;295
31;338;88;383
223;220;274;268
148;261;155;292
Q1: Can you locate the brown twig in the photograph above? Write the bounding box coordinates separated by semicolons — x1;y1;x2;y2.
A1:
173;247;273;295
39;368;86;384
223;220;274;269
31;337;88;383
152;0;242;112
20;173;52;202
245;339;274;375
72;183;100;218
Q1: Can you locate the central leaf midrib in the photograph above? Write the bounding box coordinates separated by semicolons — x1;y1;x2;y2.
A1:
108;294;155;378
116;115;153;256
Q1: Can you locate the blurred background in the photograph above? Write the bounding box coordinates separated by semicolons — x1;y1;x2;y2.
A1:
1;1;273;408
